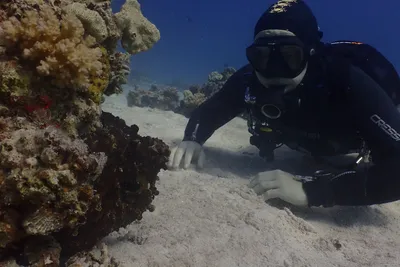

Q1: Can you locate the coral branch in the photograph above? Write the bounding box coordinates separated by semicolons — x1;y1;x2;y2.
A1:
0;4;105;90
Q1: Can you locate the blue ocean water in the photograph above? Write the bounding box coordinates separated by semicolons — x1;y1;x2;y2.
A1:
112;0;400;86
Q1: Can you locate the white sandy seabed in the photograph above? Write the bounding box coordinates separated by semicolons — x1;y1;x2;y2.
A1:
100;94;400;267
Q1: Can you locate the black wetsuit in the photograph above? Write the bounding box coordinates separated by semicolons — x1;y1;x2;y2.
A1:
182;57;400;208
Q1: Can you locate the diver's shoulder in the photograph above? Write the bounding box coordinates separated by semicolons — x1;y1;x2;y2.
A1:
236;64;254;74
218;64;254;92
229;64;254;81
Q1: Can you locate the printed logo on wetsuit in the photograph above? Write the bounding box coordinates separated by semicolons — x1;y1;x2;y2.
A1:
370;114;400;141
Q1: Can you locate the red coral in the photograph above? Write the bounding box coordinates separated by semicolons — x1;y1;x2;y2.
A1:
24;95;52;113
9;94;60;129
39;95;52;109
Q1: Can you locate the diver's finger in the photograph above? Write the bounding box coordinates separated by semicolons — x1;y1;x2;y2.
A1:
263;188;282;201
168;146;178;168
197;149;205;169
172;142;187;169
261;179;279;190
249;172;276;188
252;183;267;195
183;143;196;169
252;180;279;195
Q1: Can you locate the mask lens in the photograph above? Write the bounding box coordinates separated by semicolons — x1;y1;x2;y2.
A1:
280;45;304;71
247;37;306;78
246;46;271;72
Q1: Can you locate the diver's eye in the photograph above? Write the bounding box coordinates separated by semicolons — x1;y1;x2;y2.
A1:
246;45;274;73
280;45;304;71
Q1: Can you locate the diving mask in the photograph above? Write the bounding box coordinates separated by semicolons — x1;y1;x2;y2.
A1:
246;36;307;79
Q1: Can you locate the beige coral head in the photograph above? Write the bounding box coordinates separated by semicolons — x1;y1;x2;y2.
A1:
0;4;105;91
62;2;109;44
114;0;160;55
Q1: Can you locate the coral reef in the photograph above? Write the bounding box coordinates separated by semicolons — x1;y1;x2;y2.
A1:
201;67;236;97
176;90;206;117
0;112;169;266
174;67;236;117
0;0;166;266
55;112;169;259
0;2;108;138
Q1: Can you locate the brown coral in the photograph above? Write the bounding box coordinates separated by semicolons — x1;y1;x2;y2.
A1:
23;236;61;267
0;116;107;246
56;111;170;259
65;242;119;267
0;111;170;266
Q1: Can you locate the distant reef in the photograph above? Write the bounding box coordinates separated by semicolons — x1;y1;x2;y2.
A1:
127;67;238;117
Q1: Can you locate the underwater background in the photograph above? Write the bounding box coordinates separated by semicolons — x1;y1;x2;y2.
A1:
1;0;400;265
112;0;400;86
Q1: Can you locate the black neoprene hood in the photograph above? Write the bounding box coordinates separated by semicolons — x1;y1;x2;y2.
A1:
254;0;320;49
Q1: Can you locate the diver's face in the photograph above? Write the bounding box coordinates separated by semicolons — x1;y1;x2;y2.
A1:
246;29;308;92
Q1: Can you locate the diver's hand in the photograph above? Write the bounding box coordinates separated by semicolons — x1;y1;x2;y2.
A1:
248;170;308;207
168;141;205;169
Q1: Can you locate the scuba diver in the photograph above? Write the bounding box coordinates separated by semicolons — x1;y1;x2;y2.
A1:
168;0;400;208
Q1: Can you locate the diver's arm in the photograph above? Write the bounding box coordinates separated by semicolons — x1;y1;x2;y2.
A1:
183;65;252;145
303;65;400;207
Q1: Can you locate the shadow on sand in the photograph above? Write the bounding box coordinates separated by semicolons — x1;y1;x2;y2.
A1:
168;139;389;227
267;199;390;228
